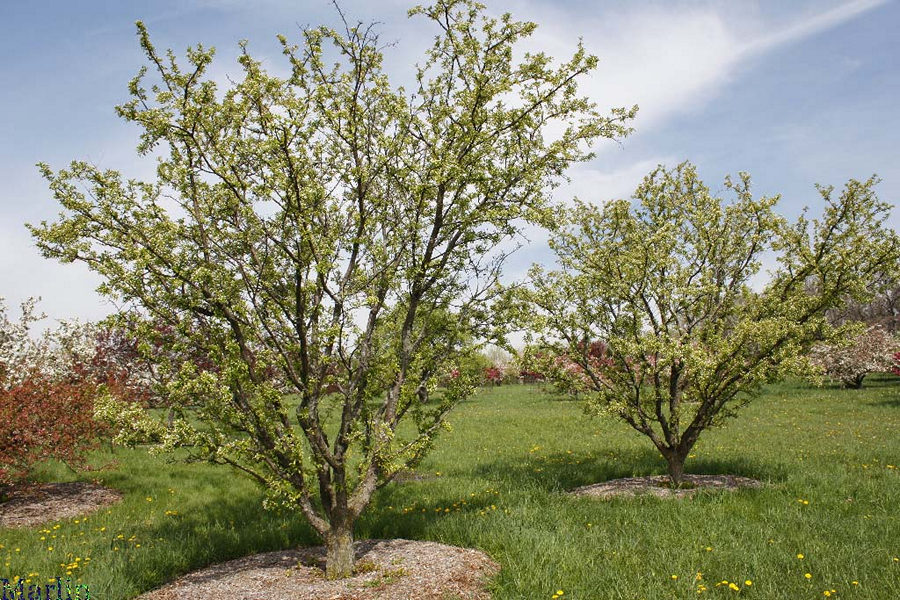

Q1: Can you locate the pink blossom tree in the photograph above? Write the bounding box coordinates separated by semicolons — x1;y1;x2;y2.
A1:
809;325;898;389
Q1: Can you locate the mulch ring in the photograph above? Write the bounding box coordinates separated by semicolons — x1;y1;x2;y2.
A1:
136;539;499;600
0;481;123;528
570;474;763;499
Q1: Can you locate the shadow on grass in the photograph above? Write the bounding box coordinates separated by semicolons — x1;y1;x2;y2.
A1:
360;479;507;543
470;446;788;493
868;397;900;407
115;487;320;594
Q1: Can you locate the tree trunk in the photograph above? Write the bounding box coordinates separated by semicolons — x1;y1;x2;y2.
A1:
844;374;865;389
664;448;687;488
325;524;355;579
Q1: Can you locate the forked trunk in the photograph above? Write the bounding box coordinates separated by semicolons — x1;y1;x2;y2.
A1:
325;525;355;579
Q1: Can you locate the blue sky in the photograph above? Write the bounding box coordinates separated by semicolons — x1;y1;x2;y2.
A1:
1;0;898;325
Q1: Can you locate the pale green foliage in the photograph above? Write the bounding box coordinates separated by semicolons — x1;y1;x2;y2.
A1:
526;162;899;483
27;0;633;571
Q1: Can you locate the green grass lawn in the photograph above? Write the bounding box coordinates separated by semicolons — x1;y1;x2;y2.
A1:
2;377;899;599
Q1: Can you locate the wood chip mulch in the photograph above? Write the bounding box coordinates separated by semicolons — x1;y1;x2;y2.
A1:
136;538;499;600
570;474;763;499
0;481;123;528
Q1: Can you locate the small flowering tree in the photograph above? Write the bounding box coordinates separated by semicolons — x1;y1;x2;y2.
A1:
526;163;899;486
28;0;633;578
0;299;107;497
0;298;97;386
484;365;504;387
809;326;898;388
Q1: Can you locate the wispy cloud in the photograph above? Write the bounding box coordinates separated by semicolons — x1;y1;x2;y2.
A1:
742;0;889;57
515;0;888;135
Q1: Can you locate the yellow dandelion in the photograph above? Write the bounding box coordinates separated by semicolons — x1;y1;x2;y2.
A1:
797;553;804;559
745;580;752;586
805;573;812;579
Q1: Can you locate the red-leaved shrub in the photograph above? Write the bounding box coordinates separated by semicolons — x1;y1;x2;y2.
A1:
484;365;503;386
0;368;106;489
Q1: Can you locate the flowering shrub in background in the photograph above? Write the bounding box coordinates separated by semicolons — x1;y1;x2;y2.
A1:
809;325;898;389
484;366;504;386
0;297;98;386
0;298;108;493
520;341;616;398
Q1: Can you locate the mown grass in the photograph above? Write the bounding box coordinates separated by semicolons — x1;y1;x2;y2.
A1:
2;377;898;599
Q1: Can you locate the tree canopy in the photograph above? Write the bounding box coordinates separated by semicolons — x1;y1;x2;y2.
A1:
28;0;635;577
525;162;899;485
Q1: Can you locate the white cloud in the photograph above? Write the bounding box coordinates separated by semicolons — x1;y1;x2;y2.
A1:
0;225;113;330
510;0;887;137
556;156;678;207
742;0;888;57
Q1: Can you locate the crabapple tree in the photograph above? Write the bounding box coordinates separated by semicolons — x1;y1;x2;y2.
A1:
526;163;899;486
809;325;897;389
29;0;634;577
